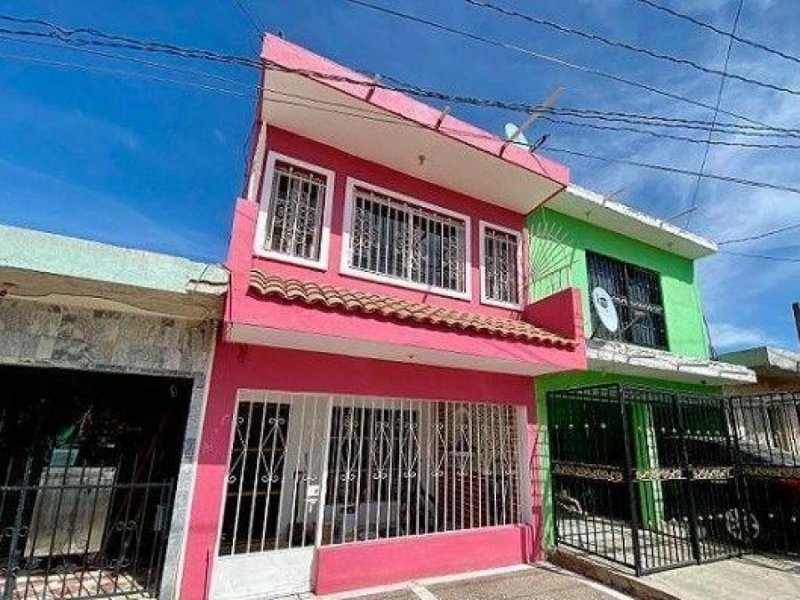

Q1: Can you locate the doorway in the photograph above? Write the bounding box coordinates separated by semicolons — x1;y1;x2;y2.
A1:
0;365;192;599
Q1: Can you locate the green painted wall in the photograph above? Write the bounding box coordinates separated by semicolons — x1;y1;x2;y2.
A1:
529;208;710;360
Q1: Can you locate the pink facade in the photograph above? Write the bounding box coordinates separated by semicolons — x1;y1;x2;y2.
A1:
178;34;586;600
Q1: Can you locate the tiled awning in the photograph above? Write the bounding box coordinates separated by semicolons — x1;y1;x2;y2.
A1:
249;270;577;349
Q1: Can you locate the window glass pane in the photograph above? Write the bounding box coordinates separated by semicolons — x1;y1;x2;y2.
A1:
264;162;327;261
348;188;467;293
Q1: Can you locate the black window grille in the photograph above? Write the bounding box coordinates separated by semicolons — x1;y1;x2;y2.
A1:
587;252;668;350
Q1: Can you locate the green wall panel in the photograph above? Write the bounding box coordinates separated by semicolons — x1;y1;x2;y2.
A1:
528;208;709;359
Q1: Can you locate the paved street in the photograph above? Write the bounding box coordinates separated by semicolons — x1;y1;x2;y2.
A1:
310;564;632;600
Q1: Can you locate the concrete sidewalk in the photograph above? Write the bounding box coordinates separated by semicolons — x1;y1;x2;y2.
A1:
552;547;800;600
641;554;800;600
307;564;632;600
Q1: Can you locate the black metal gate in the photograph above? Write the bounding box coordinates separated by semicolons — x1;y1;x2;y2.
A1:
0;367;191;600
548;385;800;575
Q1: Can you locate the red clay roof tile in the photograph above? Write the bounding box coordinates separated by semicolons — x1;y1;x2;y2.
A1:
249;270;576;349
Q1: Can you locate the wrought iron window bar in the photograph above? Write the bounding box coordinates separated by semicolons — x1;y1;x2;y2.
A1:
483;227;519;305
218;394;523;557
348;188;467;294
264;162;328;261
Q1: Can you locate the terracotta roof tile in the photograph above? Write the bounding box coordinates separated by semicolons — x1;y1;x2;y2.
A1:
249;270;577;349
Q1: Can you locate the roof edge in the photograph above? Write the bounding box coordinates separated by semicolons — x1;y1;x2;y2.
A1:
552;184;718;260
719;345;800;374
0;223;228;298
260;34;570;188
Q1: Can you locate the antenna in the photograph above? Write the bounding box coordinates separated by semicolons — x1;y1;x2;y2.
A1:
500;85;563;156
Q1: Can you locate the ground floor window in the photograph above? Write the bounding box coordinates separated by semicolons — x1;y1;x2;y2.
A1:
219;393;523;556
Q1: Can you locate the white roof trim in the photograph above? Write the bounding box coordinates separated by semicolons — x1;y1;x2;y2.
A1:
588;340;756;385
719;346;800;376
546;185;718;260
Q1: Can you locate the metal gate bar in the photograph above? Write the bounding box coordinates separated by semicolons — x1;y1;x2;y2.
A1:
547;384;779;576
1;452;175;600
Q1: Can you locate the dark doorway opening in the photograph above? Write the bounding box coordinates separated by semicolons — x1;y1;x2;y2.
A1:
0;365;192;599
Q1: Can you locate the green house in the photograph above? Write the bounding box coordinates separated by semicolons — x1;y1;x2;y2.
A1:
530;185;756;572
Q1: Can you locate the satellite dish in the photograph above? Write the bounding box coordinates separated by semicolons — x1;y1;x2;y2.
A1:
504;122;530;149
591;287;619;333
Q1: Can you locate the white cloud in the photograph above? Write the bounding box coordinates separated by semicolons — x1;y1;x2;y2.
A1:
709;322;778;352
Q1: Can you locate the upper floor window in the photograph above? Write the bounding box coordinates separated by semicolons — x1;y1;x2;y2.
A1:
587;252;668;350
254;152;334;270
342;179;470;299
480;222;522;309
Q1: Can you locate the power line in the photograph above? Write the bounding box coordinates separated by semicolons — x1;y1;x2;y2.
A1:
539;115;800;150
718;222;800;245
4;10;798;138
465;0;800;99
545;146;800;196
9;41;800;155
7;16;800;201
340;0;774;128
229;0;264;40
7;42;800;198
0;33;252;88
686;0;742;229
0;50;252;96
719;250;800;263
546;109;800;139
633;0;800;68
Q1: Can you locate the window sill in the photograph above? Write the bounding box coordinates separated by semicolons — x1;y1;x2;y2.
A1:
339;265;471;302
253;247;329;271
479;296;523;311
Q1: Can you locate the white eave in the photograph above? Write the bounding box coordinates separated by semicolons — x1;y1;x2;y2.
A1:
548;185;718;260
718;346;800;379
588;340;757;385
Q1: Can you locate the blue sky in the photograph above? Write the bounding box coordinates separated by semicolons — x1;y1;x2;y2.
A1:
0;0;798;352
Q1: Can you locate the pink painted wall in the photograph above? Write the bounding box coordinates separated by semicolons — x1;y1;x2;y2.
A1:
315;525;536;594
252;126;530;319
178;341;540;600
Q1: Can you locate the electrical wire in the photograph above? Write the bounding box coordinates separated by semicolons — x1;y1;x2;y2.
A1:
465;0;800;99
3;10;798;137
719;250;800;263
718;222;800;246
538;115;800;150
686;0;743;229
229;0;264;39
7;17;800;205
341;0;774;128
633;0;800;68
544;146;800;196
7;44;800;199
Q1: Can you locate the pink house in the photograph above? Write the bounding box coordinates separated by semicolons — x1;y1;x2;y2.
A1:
179;35;586;599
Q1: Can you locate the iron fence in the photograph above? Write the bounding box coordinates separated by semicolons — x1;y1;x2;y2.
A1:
0;447;175;600
548;385;800;575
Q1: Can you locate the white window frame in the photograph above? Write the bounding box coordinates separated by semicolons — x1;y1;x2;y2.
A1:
340;177;472;301
253;151;335;271
479;220;524;310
